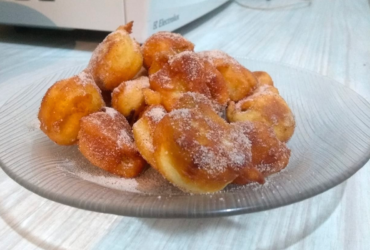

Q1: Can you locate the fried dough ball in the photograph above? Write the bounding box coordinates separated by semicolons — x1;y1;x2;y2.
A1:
172;92;225;117
133;105;167;169
227;85;295;142
141;31;194;70
199;50;257;101
88;22;143;91
111;76;150;123
78;108;146;178
253;71;274;86
150;51;229;111
232;121;291;185
38;71;105;145
152;104;252;193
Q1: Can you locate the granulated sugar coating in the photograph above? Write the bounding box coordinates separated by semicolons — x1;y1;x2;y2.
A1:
87;21;143;91
172;92;226;117
77;70;94;86
199;50;242;70
122;76;150;93
150;104;256;193
253;84;279;95
103;107;118;119
149;31;189;43
111;76;149;122
90;23;132;69
88;41;105;69
117;128;135;150
230;82;296;142
141;31;194;69
169;106;252;176
238;85;279;105
52;144;266;196
57;149;181;195
38;71;106;145
146;106;166;123
168;51;205;81
81;109;134;150
149;51;229;110
232;121;291;185
78;108;146;178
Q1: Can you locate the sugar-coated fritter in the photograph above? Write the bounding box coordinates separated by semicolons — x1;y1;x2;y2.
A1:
227;85;295;142
141;31;194;70
150;51;229;111
133;93;225;172
232;121;291;185
38;71;105;145
132;105;167;169
78;108;146;178
199;50;257;101
152;104;252;193
88;22;143;91
111;76;150;124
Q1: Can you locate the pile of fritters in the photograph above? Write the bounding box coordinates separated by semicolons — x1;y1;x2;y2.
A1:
38;22;295;194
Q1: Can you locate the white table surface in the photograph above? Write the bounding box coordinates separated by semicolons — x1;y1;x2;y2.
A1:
1;0;370;249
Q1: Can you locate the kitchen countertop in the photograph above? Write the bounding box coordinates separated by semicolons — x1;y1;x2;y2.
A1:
1;0;370;249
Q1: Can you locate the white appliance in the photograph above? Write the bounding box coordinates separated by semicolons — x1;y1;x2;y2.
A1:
0;0;230;43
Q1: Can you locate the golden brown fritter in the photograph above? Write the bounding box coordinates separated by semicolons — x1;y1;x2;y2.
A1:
152;104;252;193
199;50;258;101
232;121;291;185
227;85;295;142
78;107;146;178
111;76;150;124
141;31;194;70
38;71;105;145
88;22;143;91
149;51;229;111
132;105;167;169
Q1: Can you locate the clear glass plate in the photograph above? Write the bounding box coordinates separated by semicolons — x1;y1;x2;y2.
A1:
1;59;370;218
